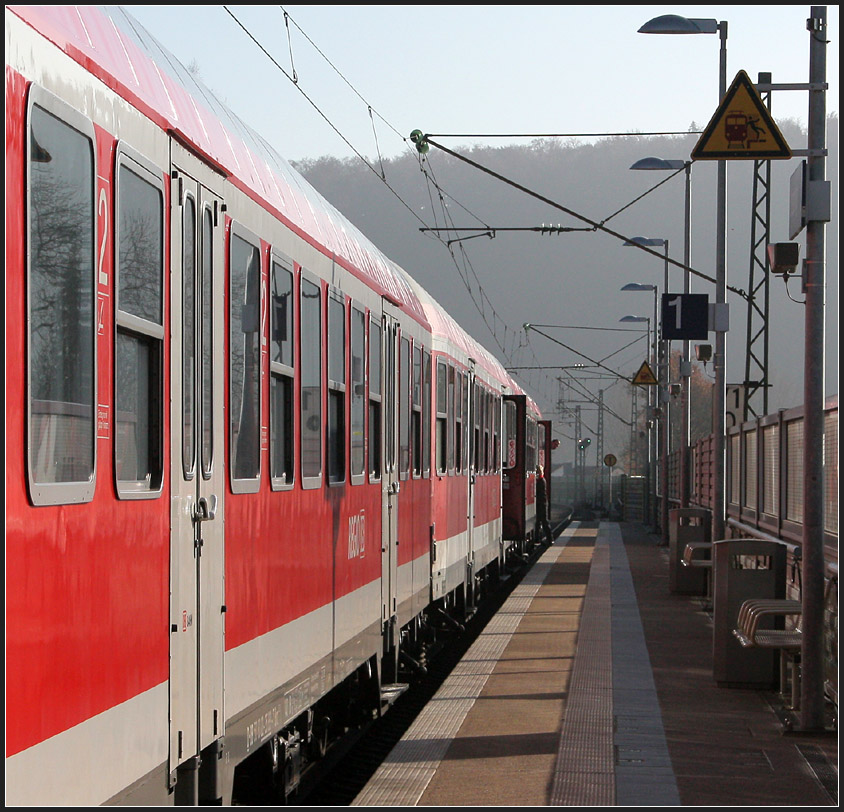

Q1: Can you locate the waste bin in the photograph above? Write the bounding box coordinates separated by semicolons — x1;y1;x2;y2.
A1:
712;538;787;686
669;508;711;594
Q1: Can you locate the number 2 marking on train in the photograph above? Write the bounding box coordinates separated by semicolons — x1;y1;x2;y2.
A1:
98;187;109;286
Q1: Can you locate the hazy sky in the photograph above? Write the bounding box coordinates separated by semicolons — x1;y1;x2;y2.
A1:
129;5;838;163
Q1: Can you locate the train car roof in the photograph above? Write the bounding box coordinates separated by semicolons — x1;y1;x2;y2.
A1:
8;5;427;325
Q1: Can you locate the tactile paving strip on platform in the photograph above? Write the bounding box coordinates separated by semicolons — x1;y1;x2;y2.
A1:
352;530;576;806
550;529;615;806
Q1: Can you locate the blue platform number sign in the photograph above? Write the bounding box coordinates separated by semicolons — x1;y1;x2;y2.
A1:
661;293;709;340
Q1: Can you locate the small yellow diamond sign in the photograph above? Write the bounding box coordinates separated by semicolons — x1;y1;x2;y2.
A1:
692;70;791;160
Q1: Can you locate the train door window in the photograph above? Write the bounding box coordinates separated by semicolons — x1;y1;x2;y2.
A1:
399;336;410;479
526;418;537;472
27;91;96;505
350;305;366;484
453;371;463;475
368;316;382;481
538;424;546;475
412;345;422;477
301;274;322;487
181;194;197;478
436;360;447;475
327;290;346;484
473;383;481;473
494;395;501;472
423;350;431;478
384;320;396;473
200;205;214;479
114;150;164;497
447;366;455;474
230;227;261;492
504;400;517;470
270;254;294;489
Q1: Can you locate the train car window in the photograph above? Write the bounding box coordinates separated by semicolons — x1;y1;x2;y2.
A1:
327;291;346;484
230;229;261;492
484;390;491;474
301;275;323;487
368;316;382;481
270;254;294;489
504;400;517;470
436;360;447;475
27;92;96;505
412;345;422;477
462;374;470;473
423;350;431;478
114;151;164;497
454;371;463;475
477;387;484;474
350;305;366;483
399;336;410;479
486;390;491;473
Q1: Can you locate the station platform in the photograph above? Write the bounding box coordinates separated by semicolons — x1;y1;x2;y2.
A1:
353;521;837;806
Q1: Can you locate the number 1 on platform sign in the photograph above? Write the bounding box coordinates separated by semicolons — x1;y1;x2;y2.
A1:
661;293;709;341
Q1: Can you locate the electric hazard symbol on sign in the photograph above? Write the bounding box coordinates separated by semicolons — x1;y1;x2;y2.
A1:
692;70;791;161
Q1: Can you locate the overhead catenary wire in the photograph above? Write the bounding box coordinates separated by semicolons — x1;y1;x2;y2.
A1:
414;134;750;301
230;6;542;384
424;131;702;139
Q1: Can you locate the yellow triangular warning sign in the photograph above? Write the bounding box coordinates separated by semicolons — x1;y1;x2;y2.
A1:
632;361;658;386
692;70;791;161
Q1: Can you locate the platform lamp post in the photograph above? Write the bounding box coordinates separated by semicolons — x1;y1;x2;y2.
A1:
624;237;670;543
638;11;728;545
631;158;692;509
620;314;653;528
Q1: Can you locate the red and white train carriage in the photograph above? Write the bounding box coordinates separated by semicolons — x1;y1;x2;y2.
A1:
5;6;551;806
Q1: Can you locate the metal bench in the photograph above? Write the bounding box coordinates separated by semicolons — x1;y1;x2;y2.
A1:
733;598;803;707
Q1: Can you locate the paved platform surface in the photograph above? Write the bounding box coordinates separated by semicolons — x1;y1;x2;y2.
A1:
354;520;837;806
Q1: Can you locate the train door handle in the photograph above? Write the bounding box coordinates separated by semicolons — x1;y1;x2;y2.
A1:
194;494;218;522
390;481;400;495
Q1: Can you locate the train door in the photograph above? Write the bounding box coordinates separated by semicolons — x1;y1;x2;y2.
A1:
169;146;226;797
380;305;401;655
465;371;477;609
539;419;552;508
